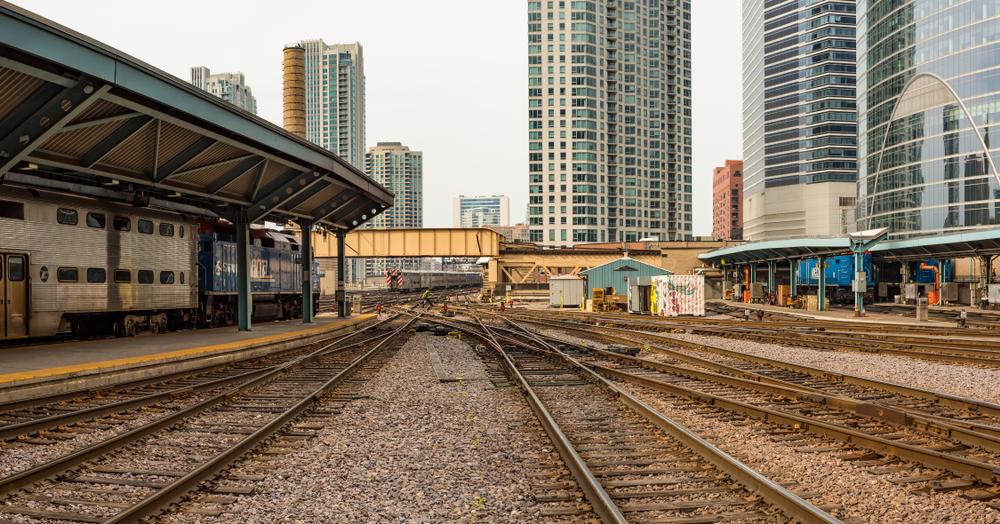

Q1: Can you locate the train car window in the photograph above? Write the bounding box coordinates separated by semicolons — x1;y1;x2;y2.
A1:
202;241;212;252
179;226;184;238
179;272;185;284
57;208;78;225
138;270;154;284
113;217;131;232
8;256;23;281
0;200;24;220
87;268;106;283
159;223;174;236
159;271;174;284
57;267;78;282
87;213;106;228
114;269;131;283
137;219;153;234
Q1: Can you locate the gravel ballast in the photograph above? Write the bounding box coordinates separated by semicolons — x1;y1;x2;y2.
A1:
614;378;1000;523
184;332;545;523
660;331;1000;405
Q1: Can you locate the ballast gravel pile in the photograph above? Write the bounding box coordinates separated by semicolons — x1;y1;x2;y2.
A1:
184;333;545;523
661;331;1000;405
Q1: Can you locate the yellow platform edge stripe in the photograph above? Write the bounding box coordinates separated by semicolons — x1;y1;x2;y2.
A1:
0;315;373;385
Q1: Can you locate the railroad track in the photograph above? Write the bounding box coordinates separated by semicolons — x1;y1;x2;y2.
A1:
484;311;1000;432
488;306;1000;367
0;315;415;523
460;312;1000;509
414;313;845;523
0;316;387;457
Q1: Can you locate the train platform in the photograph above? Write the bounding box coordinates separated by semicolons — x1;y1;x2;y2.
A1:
711;299;965;326
0;314;374;403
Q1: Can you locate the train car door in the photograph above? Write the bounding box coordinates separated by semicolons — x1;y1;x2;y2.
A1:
2;254;27;337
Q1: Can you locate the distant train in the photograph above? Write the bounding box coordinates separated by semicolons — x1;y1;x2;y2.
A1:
794;254;952;304
379;270;482;292
0;185;319;340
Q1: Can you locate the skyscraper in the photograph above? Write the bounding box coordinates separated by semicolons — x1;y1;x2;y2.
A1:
300;40;365;169
741;1;858;240
453;195;511;227
366;142;424;274
189;66;257;114
527;0;692;248
855;0;1000;239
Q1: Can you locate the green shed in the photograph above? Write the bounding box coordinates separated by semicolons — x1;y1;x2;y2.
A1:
579;257;671;298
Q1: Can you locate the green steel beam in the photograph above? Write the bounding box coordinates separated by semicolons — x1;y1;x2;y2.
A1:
205;155;264;195
155;136;216;182
79;115;154;167
0;76;110;175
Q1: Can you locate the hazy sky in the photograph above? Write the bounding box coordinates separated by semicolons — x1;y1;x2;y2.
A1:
12;0;742;236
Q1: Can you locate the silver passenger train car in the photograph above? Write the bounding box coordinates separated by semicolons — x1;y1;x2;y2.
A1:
387;270;482;292
0;186;198;339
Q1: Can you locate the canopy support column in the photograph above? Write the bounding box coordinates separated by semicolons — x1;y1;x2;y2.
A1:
337;229;346;318
789;259;797;296
767;261;775;298
817;255;826;312
236;209;252;332
301;220;314;324
848;229;886;317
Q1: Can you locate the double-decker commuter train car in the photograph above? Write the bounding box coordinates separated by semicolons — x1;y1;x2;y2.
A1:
386;270;481;292
0;185;319;340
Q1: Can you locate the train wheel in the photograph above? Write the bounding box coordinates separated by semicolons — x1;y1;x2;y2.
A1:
151;321;161;335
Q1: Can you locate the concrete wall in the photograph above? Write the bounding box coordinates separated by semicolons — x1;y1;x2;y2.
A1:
743;182;855;240
659;240;731;276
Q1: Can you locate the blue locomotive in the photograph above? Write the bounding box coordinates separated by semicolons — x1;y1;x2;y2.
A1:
795;255;952;304
197;220;320;328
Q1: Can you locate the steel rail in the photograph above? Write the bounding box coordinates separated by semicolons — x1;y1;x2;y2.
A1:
0;316;388;441
502;304;1000;339
581;347;1000;453
103;316;416;523
510;309;1000;358
0;315;383;413
470;317;841;524
471;310;1000;455
591;363;1000;486
471;316;628;524
0;316;403;500
503;313;1000;419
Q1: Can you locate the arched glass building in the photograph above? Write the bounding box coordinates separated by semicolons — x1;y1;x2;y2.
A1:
857;1;1000;239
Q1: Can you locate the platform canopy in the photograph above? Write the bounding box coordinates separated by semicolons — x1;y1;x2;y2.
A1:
0;3;392;230
697;237;852;265
700;227;1000;265
871;227;1000;261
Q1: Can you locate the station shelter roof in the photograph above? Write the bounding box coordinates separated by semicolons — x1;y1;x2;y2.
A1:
0;4;392;231
698;227;1000;265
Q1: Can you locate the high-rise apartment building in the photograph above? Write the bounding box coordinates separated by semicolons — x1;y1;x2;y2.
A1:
300;40;365;168
712;160;743;240
189;67;257;114
365;142;423;274
527;0;692;248
741;1;858;240
453;195;511;227
855;0;1000;239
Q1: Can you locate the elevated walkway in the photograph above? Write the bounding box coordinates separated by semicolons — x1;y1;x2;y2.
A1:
0;314;373;402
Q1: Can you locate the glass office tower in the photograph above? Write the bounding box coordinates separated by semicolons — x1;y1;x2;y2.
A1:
856;1;1000;239
741;0;859;240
